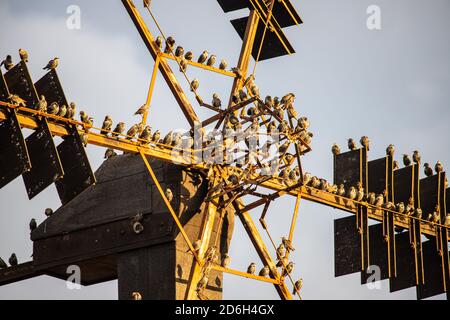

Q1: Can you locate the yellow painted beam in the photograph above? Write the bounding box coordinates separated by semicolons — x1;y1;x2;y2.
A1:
213;265;280;285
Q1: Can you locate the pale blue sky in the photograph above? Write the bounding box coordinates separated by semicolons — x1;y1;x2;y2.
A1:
0;0;449;300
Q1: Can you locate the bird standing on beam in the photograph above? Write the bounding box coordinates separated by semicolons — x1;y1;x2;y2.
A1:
19;49;29;62
43;57;59;70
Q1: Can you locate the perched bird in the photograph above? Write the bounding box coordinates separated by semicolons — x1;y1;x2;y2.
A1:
19;48;29;62
337;184;345;197
219;59;228;70
172;132;182;148
192;240;201;252
281;93;295;105
37;95;47;113
179;57;187;72
139;125;152;143
374;193;384;207
67;102;76;119
293;278;303;295
135;104;149;117
8;94;26;106
29;218;37;232
221;254;231;268
259;265;270;277
444;214;450;227
435;161;443;173
184;51;193;61
356;182;365;202
212;93;222;110
45;208;53;217
424;163;433;177
282;262;294;277
58;104;67;118
9;254;18;266
282;237;295;253
1;55;14;71
403;154;411;167
319;178;328;191
0;257;7;269
412;150;421;164
112;122;125;138
43;57;59;70
143;0;151;8
396;202;405;214
276;256;289;268
163;131;173;145
360;136;370;151
207;54;216;67
101;116;113;136
198;50;209;64
347;186;357;200
405;197;415;215
298;117;310;130
197;275;208;291
310;176;321;189
368;192;376;205
276;243;286;258
155;36;163;50
231;67;243;79
104;148;117;159
190;78;199;92
386;144;395;157
47;102;59;115
165;188;174;202
348;138;357;151
414;208;422;219
79;110;89;124
393;160;399;170
164;36;175;54
247;263;256;275
175;46;184;58
126;124;139;140
80;133;88;147
152;130;161;143
331;143;340;156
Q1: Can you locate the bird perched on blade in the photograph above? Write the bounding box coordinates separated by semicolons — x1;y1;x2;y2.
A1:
19;48;29;62
231;67;243;79
155;36;163;50
360;136;370;151
179;57;187;72
139;125;152;143
247;263;256;275
112;122;125;138
190;78;199;92
374;193;384;207
212;93;222;110
79;110;89;124
282;262;294;277
47;102;59;115
282;237;295;253
414;208;422;219
175;46;184;58
412;150;421;164
281;93;295;105
219;59;228;70
43;57;59;70
221;254;231;268
198;50;208;64
152;130;161;143
58;104;67;118
405;197;414;215
126;124;139;140
435;161;443;173
37;95;47;113
393;160;399;170
164;36;175;54
276;243;286;258
356;182;365;201
8;94;26;106
135;104;149;117
403;154;411;167
165;188;174;202
104;148;117;159
348;138;357;151
347;186;357;200
368;192;376;205
184;51;193;61
331;143;340;156
337;184;345;197
29;218;37;232
0;257;6;269
67;102;76;119
386;144;395;157
298;117;310;130
207;54;216;67
259;265;270;277
396;202;405;214
101;116;113;136
1;55;14;71
293;278;303;295
45;208;53;217
424;163;433;177
9;253;18;267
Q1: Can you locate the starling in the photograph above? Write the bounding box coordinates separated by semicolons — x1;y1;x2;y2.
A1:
310;176;321;189
414;208;422;219
43;57;59;70
58;105;67;118
356;182;365;201
212;93;222;110
424;163;433;177
80;133;88;147
29;218;37;232
135;104;149;116
219;59;228;70
259;265;270;277
249;83;260;97
104;148;117;159
435;161;443;173
9;253;18;267
165;188;174;202
1;55;13;71
403;154;411;167
360;136;370;151
45;208;53;217
347;186;357;200
126;124;139;140
247;263;256;275
8;94;26;106
368;192;376;205
101;116;113;136
405;197;414;215
190;78;199;92
276;243;286;258
163;131;173;145
396;202;405;214
282;262;294;277
331;143;340;156
348;138;357;151
19;48;29;62
393;160;399;170
0;257;7;269
281;93;295;105
47;102;59;115
112;122;125;138
298;117;310;130
132;292;142;300
67;102;76;119
143;0;151;8
207;54;216;67
197;275;208;291
337;184;345;197
282;237;295;252
184;51;193;61
445;214;450;227
179;57;187;72
175;46;184;58
152;130;161;143
79;110;89;124
155;36;163;50
276;256;288;268
37;95;47;113
319;178;328;191
221;254;231;268
198;50;208;64
139;125;152;143
231;67;243;79
293;278;303;295
412;150;421;164
386;144;395;157
164;36;175;54
375;193;384;207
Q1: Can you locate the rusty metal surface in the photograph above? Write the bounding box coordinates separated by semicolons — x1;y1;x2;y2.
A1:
34;70;68;108
0;109;30;189
55;126;96;205
22;118;64;199
4;61;39;108
334;215;361;277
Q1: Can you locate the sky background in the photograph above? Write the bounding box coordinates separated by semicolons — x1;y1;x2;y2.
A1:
0;0;449;300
